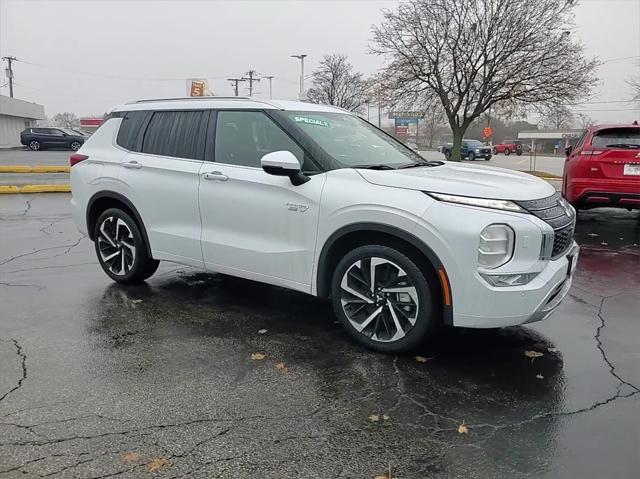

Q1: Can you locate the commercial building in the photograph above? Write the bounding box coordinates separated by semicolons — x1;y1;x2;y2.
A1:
0;95;45;148
80;117;104;133
518;129;583;154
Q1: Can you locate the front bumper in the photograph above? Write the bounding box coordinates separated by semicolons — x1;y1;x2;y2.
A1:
453;242;579;328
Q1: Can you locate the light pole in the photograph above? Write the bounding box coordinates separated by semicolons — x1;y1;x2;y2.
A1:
291;54;307;100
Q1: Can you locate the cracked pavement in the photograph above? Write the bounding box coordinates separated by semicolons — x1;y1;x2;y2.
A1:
1;194;639;478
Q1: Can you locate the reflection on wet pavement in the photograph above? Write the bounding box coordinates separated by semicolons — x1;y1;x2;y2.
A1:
1;194;639;478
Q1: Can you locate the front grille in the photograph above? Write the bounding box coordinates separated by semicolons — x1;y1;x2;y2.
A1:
515;192;576;259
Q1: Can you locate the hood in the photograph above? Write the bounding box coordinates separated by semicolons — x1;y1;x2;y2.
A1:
356;162;556;201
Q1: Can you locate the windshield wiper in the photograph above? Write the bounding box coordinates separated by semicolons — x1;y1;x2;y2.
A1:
605;143;640;149
399;160;444;169
351;164;396;170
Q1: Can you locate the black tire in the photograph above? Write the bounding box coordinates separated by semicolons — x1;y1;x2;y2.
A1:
485;155;491;161
492;147;498;155
467;151;476;161
29;140;40;151
70;141;82;151
504;147;511;156
93;208;159;284
444;150;451;160
516;148;523;156
331;244;439;353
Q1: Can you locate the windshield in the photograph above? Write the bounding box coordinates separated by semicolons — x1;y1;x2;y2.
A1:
591;128;640;148
465;140;484;147
61;128;80;136
282;111;427;168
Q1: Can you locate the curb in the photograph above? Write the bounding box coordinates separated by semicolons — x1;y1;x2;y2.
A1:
0;184;71;194
0;165;70;173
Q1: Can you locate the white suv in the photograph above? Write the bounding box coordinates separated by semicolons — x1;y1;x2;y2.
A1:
70;97;578;353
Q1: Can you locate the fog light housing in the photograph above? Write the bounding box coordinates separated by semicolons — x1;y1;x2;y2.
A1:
478;224;514;269
480;272;538;287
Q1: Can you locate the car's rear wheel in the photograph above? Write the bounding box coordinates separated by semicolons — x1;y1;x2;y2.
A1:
492;147;498;155
504;147;511;155
70;141;82;151
331;245;438;353
29;140;40;151
94;208;159;284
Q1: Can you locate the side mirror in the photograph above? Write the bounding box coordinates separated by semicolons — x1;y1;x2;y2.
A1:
261;151;309;186
565;145;573;157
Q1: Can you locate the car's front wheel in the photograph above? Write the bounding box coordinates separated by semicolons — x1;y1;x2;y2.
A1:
331;245;439;353
94;208;159;284
29;140;40;151
467;151;476;161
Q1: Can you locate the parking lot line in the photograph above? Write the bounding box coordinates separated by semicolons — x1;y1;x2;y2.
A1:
0;165;70;173
0;184;71;193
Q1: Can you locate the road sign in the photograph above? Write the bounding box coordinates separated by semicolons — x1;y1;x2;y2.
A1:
483;126;493;139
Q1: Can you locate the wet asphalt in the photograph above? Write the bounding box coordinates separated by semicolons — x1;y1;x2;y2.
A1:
0;194;639;479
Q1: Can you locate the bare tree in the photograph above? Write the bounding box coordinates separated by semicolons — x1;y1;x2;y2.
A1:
371;0;598;160
540;104;574;129
52;112;80;129
576;113;594;129
628;75;640;103
306;54;368;111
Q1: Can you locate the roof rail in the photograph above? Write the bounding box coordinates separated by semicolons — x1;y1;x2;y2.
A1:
131;96;254;104
123;96;286;110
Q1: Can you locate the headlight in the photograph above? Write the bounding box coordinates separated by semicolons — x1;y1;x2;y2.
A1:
475;148;480;153
478;224;514;269
428;192;524;212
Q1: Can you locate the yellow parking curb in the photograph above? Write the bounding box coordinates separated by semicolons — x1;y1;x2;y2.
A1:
0;165;70;173
0;184;71;194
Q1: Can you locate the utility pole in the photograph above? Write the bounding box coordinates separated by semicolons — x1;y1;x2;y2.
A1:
263;75;274;99
241;70;260;96
377;85;382;127
291;54;307;100
227;78;245;96
2;56;16;98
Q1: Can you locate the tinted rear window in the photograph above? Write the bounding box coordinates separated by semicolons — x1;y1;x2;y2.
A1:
141;110;208;160
116;111;148;151
591;128;640;148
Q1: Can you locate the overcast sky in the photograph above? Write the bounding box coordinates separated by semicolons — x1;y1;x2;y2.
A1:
1;0;639;124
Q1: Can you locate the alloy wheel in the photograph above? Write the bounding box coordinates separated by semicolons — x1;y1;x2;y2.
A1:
29;140;40;151
340;257;419;342
71;141;81;151
97;216;136;276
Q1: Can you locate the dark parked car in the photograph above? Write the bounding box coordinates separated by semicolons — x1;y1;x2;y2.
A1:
441;139;492;160
20;127;86;151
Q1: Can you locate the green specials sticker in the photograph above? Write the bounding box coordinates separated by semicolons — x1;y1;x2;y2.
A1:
294;116;330;127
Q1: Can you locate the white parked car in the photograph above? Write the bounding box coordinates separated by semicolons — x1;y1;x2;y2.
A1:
70;97;578;353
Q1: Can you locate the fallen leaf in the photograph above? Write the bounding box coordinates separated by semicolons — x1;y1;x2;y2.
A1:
524;350;544;359
251;352;266;361
147;457;170;472
414;356;432;363
368;414;380;422
122;452;141;464
536;374;544;379
131;299;143;304
382;414;390;421
258;329;268;334
457;421;469;434
548;347;559;353
375;475;397;479
275;362;288;372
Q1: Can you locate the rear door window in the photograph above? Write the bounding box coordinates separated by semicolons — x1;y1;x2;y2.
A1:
142;110;208;160
591;128;640;149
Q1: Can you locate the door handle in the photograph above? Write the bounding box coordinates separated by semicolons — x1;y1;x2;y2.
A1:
122;161;142;169
202;171;228;181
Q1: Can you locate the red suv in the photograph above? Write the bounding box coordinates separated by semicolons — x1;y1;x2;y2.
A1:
492;140;523;156
563;123;640;210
